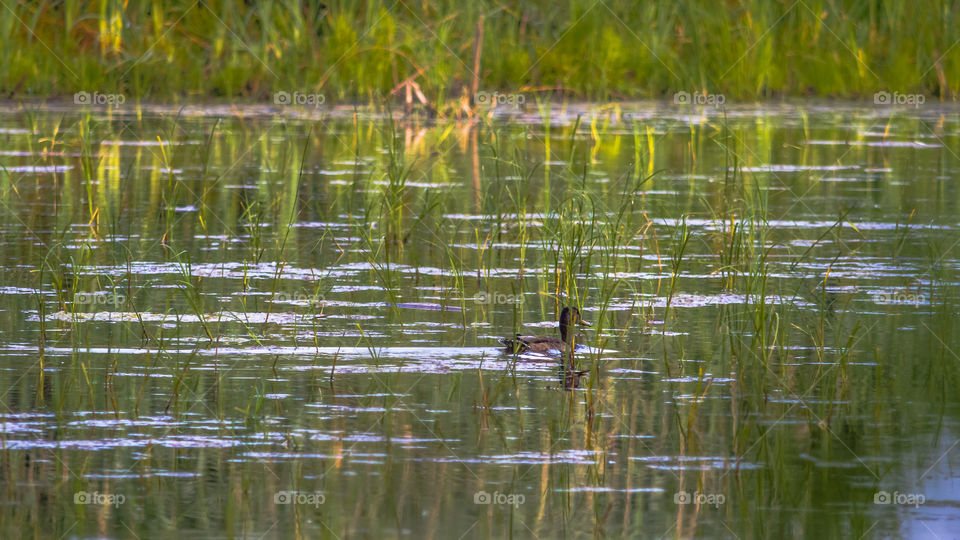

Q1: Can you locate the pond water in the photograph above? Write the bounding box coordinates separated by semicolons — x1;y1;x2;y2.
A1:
0;102;958;538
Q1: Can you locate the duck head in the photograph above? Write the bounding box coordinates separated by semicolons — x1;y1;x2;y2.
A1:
559;306;591;343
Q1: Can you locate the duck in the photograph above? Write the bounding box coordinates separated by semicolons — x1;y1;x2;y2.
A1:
499;306;591;355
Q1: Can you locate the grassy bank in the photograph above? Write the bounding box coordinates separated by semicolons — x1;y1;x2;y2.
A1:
2;0;959;106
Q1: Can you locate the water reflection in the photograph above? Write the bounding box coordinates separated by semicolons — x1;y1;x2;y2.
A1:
0;103;957;537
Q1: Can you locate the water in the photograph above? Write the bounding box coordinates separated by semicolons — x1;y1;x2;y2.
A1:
0;102;958;538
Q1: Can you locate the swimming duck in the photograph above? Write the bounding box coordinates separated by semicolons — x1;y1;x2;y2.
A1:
499;306;591;355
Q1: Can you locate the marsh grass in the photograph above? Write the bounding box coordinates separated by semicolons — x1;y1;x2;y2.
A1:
3;1;959;103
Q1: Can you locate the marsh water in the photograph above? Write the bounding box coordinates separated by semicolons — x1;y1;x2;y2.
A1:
0;102;958;538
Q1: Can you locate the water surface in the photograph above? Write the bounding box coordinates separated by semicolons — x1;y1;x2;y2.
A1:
0;102;958;538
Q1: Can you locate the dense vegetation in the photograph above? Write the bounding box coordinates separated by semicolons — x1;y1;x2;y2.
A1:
2;0;958;105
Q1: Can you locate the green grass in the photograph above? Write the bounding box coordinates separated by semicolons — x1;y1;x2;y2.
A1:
1;1;959;106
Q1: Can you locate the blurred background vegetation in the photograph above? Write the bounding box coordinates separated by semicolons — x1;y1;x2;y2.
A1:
1;0;958;104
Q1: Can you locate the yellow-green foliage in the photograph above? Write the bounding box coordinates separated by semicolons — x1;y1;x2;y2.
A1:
1;0;958;102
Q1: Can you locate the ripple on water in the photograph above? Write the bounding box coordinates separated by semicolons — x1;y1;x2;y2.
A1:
632;455;765;471
559;487;665;493
474;449;602;465
67;416;181;428
3;435;247;451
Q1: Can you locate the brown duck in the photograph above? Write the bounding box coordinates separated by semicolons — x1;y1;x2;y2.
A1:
499;307;591;355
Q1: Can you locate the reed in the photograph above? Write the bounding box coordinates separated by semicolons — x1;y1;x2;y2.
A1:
2;1;957;104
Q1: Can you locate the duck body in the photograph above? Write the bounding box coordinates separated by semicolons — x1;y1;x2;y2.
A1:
499;307;590;356
500;334;574;355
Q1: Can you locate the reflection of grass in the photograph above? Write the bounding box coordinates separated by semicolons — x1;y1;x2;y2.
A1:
3;2;958;102
3;108;960;538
